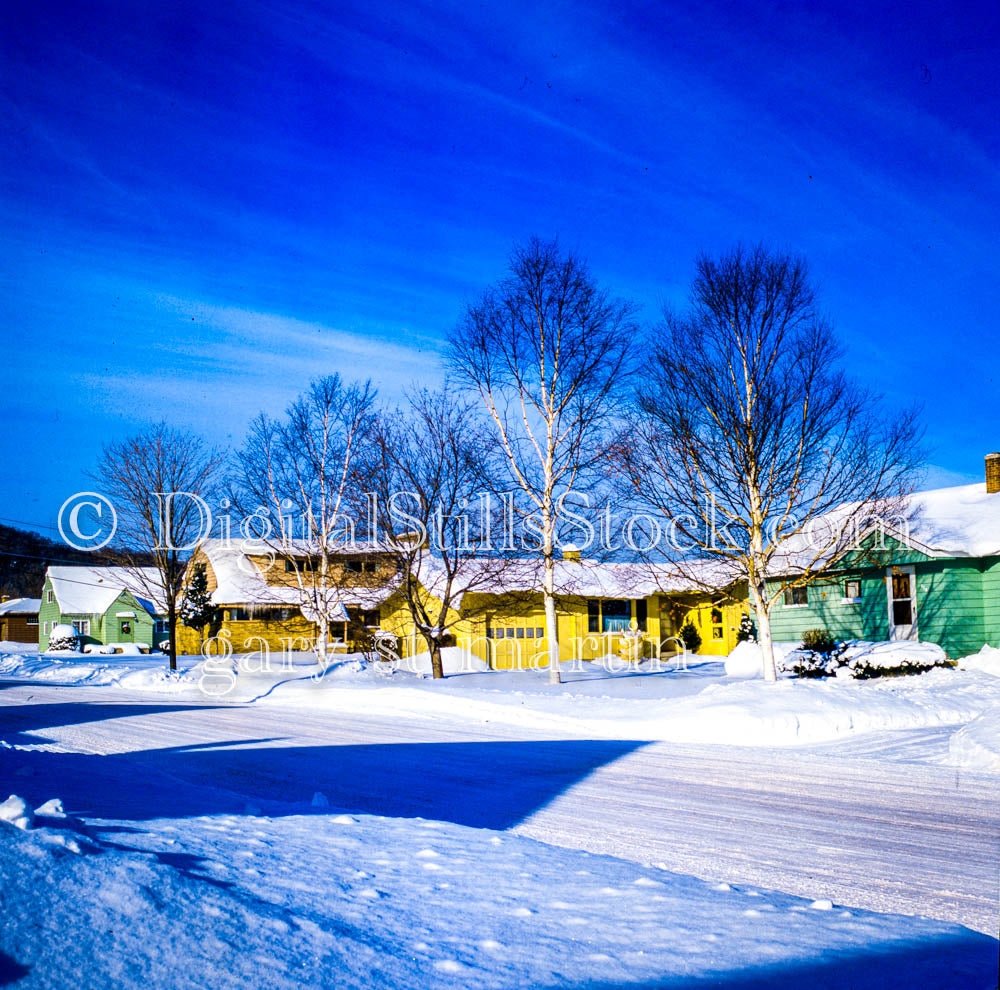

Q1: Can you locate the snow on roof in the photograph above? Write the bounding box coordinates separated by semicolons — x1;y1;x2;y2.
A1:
197;538;729;611
45;566;164;615
197;540;398;608
903;483;1000;557
0;597;41;615
769;482;1000;575
413;555;733;607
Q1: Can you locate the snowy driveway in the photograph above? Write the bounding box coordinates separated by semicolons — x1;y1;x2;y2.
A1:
2;681;997;936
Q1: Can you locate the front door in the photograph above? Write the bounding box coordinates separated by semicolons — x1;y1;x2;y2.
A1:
886;566;918;640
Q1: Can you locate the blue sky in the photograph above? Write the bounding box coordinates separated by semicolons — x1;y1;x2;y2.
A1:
2;0;998;534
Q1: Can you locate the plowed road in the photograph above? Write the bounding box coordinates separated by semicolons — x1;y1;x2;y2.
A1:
1;683;997;934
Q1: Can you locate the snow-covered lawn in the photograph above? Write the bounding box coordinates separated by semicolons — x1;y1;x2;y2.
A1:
6;642;1000;761
2;797;996;989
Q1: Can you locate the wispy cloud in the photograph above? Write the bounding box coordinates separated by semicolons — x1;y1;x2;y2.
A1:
77;294;447;439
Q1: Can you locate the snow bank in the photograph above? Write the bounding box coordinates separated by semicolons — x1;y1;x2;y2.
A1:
947;709;1000;771
0;650;197;691
957;645;1000;677
6;642;1000;754
395;647;489;676
724;640;800;678
0;641;38;654
0;794;33;830
1;807;994;988
647;668;994;746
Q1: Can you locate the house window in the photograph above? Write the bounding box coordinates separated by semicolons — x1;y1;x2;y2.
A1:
345;561;363;573
154;620;168;634
228;608;252;621
891;573;913;626
487;625;543;640
347;608;380;628
27;616;37;626
601;599;631;632
783;586;808;606
364;560;377;573
710;608;724;639
587;600;600;633
120;620;132;636
72;619;90;636
285;559;314;573
844;579;861;600
46;589;54;604
635;599;647;632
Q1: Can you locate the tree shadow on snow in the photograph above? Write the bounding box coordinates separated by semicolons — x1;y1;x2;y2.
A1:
0;732;648;830
0;952;30;987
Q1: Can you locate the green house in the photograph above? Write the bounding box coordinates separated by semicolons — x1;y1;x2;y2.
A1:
39;566;166;652
767;472;1000;659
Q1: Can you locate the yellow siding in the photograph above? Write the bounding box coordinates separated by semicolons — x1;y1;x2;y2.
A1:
176;550;748;664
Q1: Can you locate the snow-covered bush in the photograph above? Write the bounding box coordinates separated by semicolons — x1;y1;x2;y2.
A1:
790;639;953;679
46;624;79;652
736;613;755;643
791;629;842;678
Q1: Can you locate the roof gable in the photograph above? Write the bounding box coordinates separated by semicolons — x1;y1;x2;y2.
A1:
45;566;164;615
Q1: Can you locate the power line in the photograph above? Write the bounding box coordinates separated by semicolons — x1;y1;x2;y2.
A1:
0;547;116;567
0;515;62;533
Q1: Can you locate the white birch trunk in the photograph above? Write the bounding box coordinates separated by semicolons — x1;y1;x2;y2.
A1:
542;503;561;684
750;578;777;681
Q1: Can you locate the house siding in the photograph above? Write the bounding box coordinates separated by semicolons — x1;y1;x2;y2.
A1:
0;614;38;643
915;560;987;658
38;577;157;651
982;559;1000;648
768;555;998;658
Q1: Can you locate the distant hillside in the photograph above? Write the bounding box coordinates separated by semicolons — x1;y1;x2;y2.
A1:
0;523;115;598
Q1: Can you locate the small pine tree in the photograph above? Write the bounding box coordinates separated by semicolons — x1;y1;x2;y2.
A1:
47;627;78;652
736;612;756;643
679;621;702;654
180;563;215;652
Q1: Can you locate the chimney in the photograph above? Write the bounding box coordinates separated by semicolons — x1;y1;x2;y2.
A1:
561;543;581;562
987;453;1000;494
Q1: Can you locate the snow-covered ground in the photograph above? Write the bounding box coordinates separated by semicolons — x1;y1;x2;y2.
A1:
6;642;1000;759
2;644;999;986
2;793;996;989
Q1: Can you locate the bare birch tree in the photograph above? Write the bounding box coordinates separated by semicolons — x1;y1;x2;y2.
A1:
234;375;376;668
449;238;638;684
99;423;223;671
370;390;506;677
617;245;923;680
368;390;517;678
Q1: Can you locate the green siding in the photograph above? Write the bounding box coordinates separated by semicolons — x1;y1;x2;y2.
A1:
768;573;888;644
768;555;999;658
983;560;1000;647
38;577;158;652
915;561;986;658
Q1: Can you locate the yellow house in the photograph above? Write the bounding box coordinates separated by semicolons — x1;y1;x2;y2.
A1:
377;556;747;667
175;539;399;657
176;541;746;666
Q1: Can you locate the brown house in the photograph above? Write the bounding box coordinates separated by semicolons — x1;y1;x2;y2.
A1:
0;597;41;644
